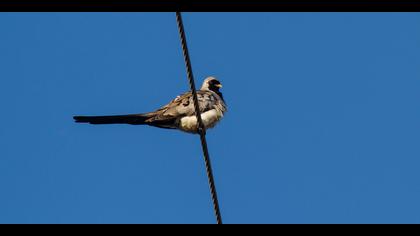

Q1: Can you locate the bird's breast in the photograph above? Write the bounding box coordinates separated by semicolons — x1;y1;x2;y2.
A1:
179;108;224;133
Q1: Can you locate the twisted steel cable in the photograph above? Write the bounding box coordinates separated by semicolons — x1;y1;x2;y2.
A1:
175;12;223;224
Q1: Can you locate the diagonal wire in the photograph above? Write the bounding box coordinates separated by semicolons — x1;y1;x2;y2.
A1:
175;12;223;224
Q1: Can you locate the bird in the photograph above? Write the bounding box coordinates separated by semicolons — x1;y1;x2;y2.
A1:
73;76;227;134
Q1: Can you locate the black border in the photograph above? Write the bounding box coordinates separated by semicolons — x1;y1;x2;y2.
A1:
0;1;420;12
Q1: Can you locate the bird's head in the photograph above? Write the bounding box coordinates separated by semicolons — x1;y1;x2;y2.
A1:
201;76;223;93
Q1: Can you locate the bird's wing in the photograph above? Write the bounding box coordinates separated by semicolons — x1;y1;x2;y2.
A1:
145;90;220;123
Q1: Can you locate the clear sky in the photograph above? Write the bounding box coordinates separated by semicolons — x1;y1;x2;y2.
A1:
0;13;419;224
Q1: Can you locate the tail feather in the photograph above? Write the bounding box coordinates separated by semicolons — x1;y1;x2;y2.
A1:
73;114;149;125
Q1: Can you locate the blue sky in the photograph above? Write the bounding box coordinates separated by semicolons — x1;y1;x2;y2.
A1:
0;13;419;223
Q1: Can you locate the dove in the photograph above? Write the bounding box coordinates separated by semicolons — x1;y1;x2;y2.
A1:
73;77;226;133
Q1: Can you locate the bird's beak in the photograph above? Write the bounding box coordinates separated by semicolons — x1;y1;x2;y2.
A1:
215;84;223;88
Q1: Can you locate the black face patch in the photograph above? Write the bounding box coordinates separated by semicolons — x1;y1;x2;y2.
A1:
211;80;221;86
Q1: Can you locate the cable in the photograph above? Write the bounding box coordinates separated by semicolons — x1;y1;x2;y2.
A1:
175;12;223;224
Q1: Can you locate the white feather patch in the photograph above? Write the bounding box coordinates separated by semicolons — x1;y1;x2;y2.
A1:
180;109;223;132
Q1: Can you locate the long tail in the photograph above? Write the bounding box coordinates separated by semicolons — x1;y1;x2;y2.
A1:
73;114;150;125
